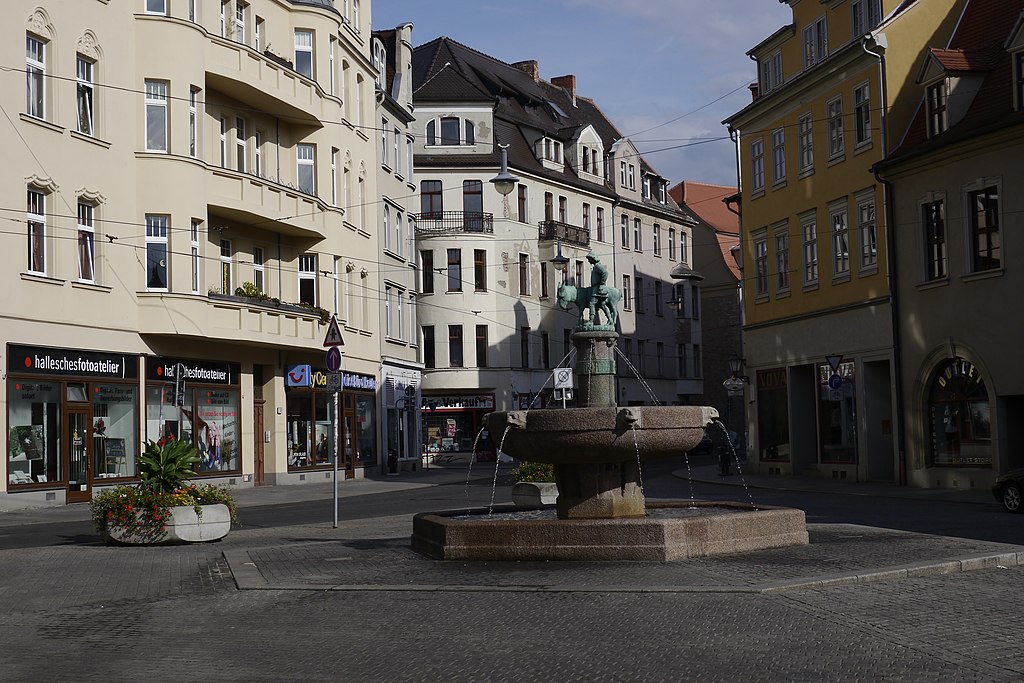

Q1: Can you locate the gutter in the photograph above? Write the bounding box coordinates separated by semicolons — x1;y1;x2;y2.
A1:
864;32;907;487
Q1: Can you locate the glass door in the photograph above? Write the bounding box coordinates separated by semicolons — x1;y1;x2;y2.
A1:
66;408;92;503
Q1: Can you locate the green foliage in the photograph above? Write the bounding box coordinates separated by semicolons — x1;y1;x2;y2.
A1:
511;460;555;483
139;438;200;494
89;483;238;539
234;281;266;298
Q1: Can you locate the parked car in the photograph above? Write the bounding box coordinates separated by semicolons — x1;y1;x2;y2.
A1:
992;468;1024;513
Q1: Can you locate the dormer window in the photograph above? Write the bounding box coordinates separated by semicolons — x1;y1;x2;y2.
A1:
926;80;948;136
803;16;828;68
372;40;386;89
581;145;601;175
426;116;474;146
642;176;651;199
759;50;783;93
541;137;562;163
658;182;666;204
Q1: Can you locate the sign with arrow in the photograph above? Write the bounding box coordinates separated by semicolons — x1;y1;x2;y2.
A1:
323;314;344;347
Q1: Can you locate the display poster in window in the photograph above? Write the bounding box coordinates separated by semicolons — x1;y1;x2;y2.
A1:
196;391;238;471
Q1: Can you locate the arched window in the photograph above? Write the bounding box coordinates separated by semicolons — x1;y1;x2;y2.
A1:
928;358;991;467
372;40;385;88
426;120;436;146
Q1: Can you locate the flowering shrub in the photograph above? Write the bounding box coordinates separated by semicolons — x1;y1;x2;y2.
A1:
90;483;238;543
510;461;555;483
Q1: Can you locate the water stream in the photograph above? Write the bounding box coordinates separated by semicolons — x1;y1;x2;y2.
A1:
708;419;759;511
629;425;645;498
612;346;662;406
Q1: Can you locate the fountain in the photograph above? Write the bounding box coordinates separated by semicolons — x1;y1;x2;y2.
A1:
412;253;808;561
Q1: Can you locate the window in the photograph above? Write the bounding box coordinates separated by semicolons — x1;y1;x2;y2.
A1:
927;358;991;467
295;30;313;79
628;164;636;190
427;117;473;146
407;136;414;178
760;50;783;93
520;327;531;368
691;284;701;319
544;192;554;222
642;176;651;199
519;253;530;295
420;180;442;218
255;16;263;51
77;201;96;282
771;128;786;184
803;16;828;68
798;113;813;171
447;249;461;291
219;117;228;167
541;332;550;369
637;340;646;375
851;0;881;37
802;214;818;284
146;0;167;14
596;207;605;242
754;233;769;297
968;186;1000;271
423;326;435;368
144;80;168;152
854;83;870;146
668;228;676;260
654;282;663;315
145;215;168;290
653;224;661;256
474;249;487;292
476;325;488;368
382;205;391;251
394;128;401;176
680;232;689;264
678;345;688;378
518;184;529;223
252;245;264;295
298;254;317;305
372;40;385;88
831;206;850;277
255;131;263;176
775;231;789;292
927;81;948;136
574;260;583;288
235;118;246;172
827;96;844;158
620;161;627;187
858;198;877;268
189;88;199;158
380;117;389;167
191;219;202;293
541;138;562;163
558;196;567;223
448;325;463;367
633;218;642;252
541;261;549;298
27;188;45;274
220;1;228;37
620;214;629;248
656;342;665;376
583;203;591;235
923;200;946;281
235;1;247;43
76;56;95;136
751;139;765;192
421;250;434;294
26;35;45;119
297;143;315;194
220;239;233;294
622;274;632;310
189;0;199;22
463;180;483;231
330;148;338;206
394;210;403;258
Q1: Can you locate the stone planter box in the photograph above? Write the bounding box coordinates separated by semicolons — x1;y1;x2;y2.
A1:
103;504;231;545
512;482;558;506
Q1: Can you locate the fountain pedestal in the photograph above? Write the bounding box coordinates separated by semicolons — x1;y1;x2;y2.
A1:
554;462;644;519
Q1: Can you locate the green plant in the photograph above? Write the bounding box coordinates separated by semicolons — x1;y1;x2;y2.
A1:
234;281;267;299
511;461;555;483
139;438;200;494
90;482;238;541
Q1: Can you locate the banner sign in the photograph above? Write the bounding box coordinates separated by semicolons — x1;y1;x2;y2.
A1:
147;356;239;386
9;344;138;379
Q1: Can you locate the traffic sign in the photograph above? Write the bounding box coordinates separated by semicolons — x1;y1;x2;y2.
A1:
722;377;746;392
323;314;345;347
553;368;574;389
827;373;843;390
825;354;843;374
326;372;343;392
326;346;343;373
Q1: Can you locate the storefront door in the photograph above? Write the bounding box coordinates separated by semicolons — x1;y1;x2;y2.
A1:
341;394;355;480
66;408;92;503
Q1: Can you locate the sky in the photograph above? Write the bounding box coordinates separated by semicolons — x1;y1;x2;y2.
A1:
371;0;792;188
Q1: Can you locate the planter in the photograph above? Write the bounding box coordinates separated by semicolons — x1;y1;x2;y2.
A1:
103;503;231;545
512;482;558;507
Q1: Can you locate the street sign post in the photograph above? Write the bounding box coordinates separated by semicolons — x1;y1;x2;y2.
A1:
323;314;345;347
553;368;574;408
827;373;843;390
326;346;343;373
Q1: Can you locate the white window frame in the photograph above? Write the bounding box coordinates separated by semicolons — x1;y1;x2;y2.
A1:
798;113;813;171
144;80;168;153
77;201;96;282
189;0;199;23
26;34;45;119
191;219;202;294
77;55;95;136
830;204;850;278
26;188;46;275
857;194;877;270
827;96;844;159
220;238;233;294
927;80;948;137
298;254;317;306
628;164;636;190
668;228;676;260
297;143;315;195
751;138;765;193
803;15;828;68
754;231;769;297
189;88;199;158
383;204;391;251
801;213;818;285
255;131;263;176
680;231;689;264
394;128;402;177
518;252;531;296
219;116;228;167
235;1;247;44
622;274;632;310
235;117;247;172
146;0;167;15
653;224;661;256
145;214;169;292
395;210;404;258
774;226;790;293
771;128;786;185
330;148;338;207
854;82;871;146
381;116;389;167
294;30;314;80
253;245;264;295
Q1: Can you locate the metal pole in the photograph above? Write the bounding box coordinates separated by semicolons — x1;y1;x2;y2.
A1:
332;389;339;528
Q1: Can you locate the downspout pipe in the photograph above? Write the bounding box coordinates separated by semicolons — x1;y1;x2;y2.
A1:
728;123;748;458
864;32;907;486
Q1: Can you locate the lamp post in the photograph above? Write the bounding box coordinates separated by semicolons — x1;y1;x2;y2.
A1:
723;353;749;456
489;143;519;197
551;240;569;272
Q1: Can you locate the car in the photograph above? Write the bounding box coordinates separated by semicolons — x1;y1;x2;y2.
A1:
992;468;1024;513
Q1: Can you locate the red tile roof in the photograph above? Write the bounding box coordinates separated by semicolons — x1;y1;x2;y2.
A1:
669;181;740;282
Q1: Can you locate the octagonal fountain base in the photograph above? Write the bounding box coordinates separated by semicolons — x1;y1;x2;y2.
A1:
411;501;808;562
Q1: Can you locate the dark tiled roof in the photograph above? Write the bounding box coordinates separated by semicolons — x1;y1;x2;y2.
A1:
888;0;1024;162
412;36;683;210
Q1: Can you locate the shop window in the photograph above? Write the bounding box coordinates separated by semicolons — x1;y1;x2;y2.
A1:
756;369;789;461
354;394;376;466
146;384;239;474
286;389;334;469
7;380;61;485
818;362;856;463
93;384;139;479
928;358;991;467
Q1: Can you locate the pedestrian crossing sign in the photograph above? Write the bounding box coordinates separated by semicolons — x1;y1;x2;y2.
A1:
323;314;344;347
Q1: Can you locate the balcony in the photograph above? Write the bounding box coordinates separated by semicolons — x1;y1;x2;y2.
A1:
538;220;590;248
415;212;494;236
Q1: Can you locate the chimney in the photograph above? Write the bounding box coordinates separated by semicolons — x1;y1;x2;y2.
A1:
552;74;577;106
512;60;539;82
748;82;760;102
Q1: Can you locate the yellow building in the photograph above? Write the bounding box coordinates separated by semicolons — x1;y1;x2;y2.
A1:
724;0;965;483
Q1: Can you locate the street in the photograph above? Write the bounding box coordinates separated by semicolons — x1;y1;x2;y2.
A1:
0;459;1022;682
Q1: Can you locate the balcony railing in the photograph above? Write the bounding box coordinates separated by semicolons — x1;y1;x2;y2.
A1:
538;220;590;248
415;211;494;235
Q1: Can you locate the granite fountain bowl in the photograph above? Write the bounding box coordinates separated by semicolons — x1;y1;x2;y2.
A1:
485;405;719;464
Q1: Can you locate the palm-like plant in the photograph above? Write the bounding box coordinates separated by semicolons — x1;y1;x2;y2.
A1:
139;438;200;494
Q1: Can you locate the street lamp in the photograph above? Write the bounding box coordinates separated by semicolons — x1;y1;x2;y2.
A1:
728;354;744;378
551;240;569;271
488;143;519;197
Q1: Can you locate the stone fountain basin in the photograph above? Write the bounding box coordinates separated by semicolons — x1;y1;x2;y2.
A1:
486;406;718;465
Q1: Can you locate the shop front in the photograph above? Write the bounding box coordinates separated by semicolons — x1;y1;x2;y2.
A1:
7;344;140;503
285;367;378;479
145;356;242;476
421;393;495;461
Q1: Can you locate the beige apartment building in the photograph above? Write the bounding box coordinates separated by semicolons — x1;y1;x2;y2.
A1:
3;0;382;507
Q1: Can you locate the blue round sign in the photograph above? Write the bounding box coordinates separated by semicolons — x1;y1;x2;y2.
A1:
326;346;343;373
827;373;843;390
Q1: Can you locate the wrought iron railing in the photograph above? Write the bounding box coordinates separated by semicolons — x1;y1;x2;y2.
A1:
414;211;494;235
538;220;590;248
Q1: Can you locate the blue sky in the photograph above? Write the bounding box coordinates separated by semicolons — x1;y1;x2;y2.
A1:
371;0;791;187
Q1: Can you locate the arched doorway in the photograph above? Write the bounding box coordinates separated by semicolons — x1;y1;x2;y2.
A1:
926;358;991;468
